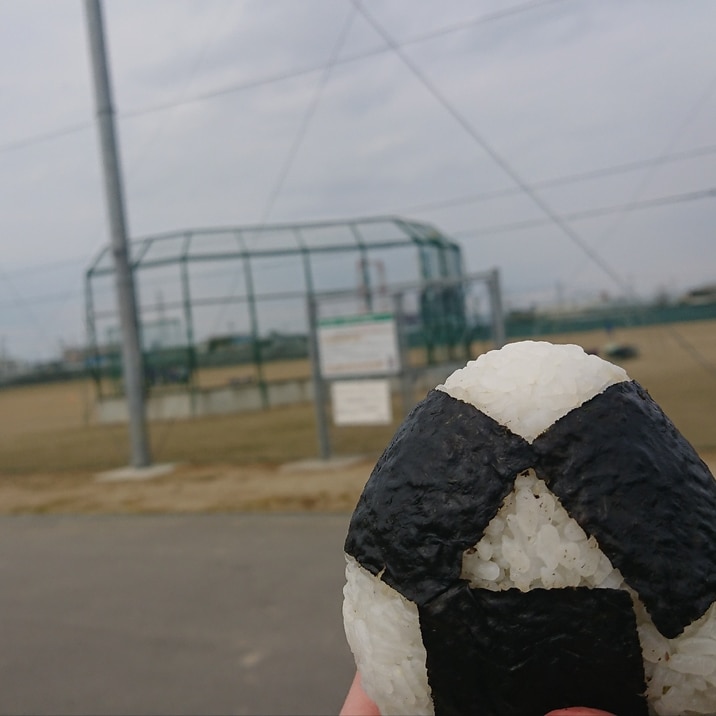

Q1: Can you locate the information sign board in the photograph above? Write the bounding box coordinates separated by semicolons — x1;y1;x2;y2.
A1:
317;313;400;378
331;379;392;426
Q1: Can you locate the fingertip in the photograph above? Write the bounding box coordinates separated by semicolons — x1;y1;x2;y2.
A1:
339;671;381;716
544;709;616;716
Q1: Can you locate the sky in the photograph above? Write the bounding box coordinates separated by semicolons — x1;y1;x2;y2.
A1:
1;0;716;361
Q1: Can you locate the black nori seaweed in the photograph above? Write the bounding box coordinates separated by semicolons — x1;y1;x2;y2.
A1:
345;380;716;639
419;585;648;716
534;380;716;638
344;389;534;605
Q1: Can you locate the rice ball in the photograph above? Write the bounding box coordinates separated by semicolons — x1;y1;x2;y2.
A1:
343;341;716;715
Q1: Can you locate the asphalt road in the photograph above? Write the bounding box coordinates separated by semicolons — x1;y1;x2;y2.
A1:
0;513;356;715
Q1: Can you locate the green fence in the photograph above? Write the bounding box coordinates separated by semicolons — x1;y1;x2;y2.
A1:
503;302;716;339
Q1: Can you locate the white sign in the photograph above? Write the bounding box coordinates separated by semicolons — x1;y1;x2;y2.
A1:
331;379;392;426
318;313;400;378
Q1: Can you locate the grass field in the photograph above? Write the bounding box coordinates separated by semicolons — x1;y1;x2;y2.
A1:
1;319;715;475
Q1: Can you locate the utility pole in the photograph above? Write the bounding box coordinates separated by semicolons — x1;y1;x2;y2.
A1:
84;0;151;467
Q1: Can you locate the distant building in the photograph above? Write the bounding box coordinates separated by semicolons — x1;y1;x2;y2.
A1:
680;284;716;306
62;346;89;369
0;356;25;381
204;333;253;354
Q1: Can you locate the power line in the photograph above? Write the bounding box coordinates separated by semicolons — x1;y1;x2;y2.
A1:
0;4;239;360
351;0;634;296
389;142;716;216
210;4;358;336
9;152;715;281
4;186;712;334
0;268;59;346
122;0;238;181
565;72;716;284
5;136;716;283
0;0;563;156
12;189;708;315
122;0;564;119
10;10;257;351
0;256;90;277
0;289;83;311
0;249;107;360
258;7;358;224
452;187;716;238
0;121;93;155
667;325;716;382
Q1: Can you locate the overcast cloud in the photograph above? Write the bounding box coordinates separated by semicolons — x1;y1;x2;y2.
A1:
1;0;715;360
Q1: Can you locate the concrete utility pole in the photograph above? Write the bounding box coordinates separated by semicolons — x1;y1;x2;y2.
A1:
84;0;151;467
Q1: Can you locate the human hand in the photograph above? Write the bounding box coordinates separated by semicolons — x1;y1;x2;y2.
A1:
339;671;615;716
339;671;380;716
545;710;616;716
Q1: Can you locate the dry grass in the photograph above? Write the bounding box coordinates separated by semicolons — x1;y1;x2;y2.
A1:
2;320;716;473
0;399;402;474
0;378;96;438
0;459;375;515
0;319;715;514
532;321;716;451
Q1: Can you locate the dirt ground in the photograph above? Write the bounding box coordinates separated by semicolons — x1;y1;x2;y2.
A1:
2;320;716;514
1;450;716;516
0;457;377;514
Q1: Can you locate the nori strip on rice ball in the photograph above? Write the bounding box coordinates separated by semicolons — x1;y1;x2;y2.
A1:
342;341;716;716
533;379;716;639
344;389;533;606
419;585;647;716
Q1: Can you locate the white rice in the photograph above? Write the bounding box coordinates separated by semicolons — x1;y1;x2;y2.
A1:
437;340;628;443
460;470;623;593
343;556;433;716
343;341;716;715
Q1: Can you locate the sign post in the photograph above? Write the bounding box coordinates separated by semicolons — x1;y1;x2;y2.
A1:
310;310;403;459
330;380;392;426
306;272;505;460
317;313;400;378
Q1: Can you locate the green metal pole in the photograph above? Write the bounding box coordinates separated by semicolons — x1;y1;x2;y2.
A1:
180;245;197;416
242;253;268;408
307;294;331;460
84;271;102;399
488;268;506;348
349;223;372;313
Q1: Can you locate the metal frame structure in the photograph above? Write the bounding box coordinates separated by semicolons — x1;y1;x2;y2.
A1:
307;270;505;458
85;216;465;402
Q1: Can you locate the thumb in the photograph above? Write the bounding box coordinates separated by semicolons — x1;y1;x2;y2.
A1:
545;710;616;716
